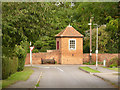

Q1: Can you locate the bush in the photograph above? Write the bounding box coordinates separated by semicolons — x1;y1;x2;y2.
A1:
83;62;90;65
32;49;39;53
55;61;57;64
98;62;103;65
2;41;27;79
83;61;103;65
2;55;10;79
15;45;27;71
107;57;120;68
83;61;96;65
2;55;18;79
9;57;18;75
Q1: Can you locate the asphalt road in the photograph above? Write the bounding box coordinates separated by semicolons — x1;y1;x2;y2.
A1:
35;65;114;88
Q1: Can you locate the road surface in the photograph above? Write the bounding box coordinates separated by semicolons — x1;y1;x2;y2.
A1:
34;65;114;88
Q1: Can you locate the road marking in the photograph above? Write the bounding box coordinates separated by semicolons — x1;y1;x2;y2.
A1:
44;67;50;68
56;67;64;72
35;72;42;88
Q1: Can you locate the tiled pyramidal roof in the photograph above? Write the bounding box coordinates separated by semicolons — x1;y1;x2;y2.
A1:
55;25;84;38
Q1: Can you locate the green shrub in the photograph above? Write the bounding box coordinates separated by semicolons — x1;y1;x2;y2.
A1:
91;61;96;65
32;49;39;53
55;61;57;64
83;61;103;65
107;57;119;67
9;57;18;75
2;55;10;79
2;55;18;79
83;61;96;65
15;45;27;71
83;62;90;65
98;62;103;65
34;40;42;50
2;41;27;79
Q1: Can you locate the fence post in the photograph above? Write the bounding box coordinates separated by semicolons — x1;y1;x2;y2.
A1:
103;59;106;67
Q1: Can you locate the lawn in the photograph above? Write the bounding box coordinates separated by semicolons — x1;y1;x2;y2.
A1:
79;66;100;73
2;67;34;88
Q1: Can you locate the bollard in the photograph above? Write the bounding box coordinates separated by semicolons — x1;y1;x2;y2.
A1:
103;59;106;67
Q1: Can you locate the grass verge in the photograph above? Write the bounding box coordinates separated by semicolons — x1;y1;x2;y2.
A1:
35;80;40;87
2;67;34;88
79;66;100;73
108;68;118;71
101;66;119;72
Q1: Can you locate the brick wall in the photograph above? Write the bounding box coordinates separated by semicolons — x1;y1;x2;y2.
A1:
25;52;118;65
25;50;60;64
83;53;118;63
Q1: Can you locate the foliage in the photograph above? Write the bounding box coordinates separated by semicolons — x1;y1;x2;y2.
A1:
15;44;27;71
32;49;39;53
108;68;118;72
83;61;103;65
55;61;57;64
2;67;34;88
79;66;100;73
2;55;18;79
101;66;119;72
105;17;119;53
84;16;118;53
83;61;95;65
36;83;40;87
92;25;111;53
2;55;10;79
2;2;118;53
107;57;120;68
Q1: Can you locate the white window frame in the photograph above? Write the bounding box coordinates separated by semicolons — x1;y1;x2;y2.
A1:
69;39;76;50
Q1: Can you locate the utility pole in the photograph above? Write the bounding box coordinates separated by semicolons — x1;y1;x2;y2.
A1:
30;42;34;66
89;17;93;64
30;42;32;66
93;24;99;69
96;25;98;69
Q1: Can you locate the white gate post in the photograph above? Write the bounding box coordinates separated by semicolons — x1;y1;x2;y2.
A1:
30;49;32;66
103;59;106;67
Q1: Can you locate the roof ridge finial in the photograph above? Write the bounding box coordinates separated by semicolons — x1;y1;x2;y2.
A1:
68;23;72;27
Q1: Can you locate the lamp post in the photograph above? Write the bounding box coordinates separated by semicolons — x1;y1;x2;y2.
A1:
88;17;94;64
30;42;32;66
93;24;98;69
96;25;98;69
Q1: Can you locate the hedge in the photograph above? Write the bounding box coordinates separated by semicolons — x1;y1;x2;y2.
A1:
2;41;28;79
2;55;18;79
15;45;27;71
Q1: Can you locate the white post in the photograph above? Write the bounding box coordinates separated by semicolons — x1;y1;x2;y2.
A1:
96;50;98;69
103;59;106;67
30;50;32;66
30;42;32;66
30;41;31;46
96;25;98;69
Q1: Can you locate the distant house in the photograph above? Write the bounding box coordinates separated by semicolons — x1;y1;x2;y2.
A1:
55;24;84;64
25;25;118;65
25;25;84;64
